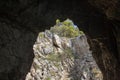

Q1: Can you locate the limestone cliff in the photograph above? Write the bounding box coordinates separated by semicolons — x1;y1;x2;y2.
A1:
26;20;102;80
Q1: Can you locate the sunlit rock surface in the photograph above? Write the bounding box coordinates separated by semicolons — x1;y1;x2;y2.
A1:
26;20;103;80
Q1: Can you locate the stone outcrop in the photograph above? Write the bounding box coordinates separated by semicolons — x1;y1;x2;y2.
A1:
26;25;103;80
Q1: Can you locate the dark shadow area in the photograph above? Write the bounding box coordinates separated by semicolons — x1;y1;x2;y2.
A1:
69;35;103;80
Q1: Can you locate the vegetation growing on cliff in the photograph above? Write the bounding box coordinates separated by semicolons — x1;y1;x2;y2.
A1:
46;48;73;62
38;32;44;38
50;19;84;38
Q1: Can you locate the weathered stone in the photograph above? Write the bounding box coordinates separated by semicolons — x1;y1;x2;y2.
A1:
89;39;119;80
53;34;62;48
26;26;103;80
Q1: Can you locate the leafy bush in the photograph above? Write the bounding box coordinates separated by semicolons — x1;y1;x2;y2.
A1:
50;19;84;38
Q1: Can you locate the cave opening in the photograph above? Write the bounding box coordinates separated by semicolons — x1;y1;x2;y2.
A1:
0;0;119;80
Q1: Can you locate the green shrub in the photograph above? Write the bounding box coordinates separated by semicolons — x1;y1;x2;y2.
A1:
64;48;74;58
45;77;51;80
46;48;74;62
50;19;84;38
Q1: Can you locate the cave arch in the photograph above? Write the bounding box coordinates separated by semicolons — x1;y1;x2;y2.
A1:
0;0;119;80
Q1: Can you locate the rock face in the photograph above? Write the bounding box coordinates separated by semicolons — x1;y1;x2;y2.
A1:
89;0;120;20
89;39;119;80
26;27;103;80
0;23;36;80
89;1;120;80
